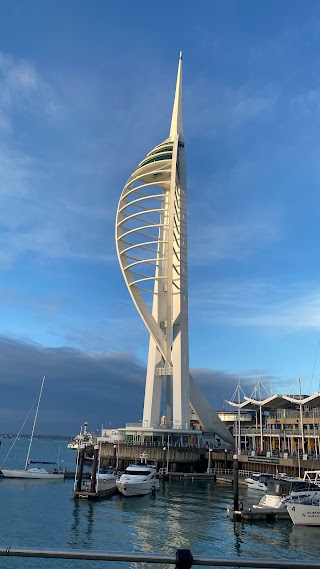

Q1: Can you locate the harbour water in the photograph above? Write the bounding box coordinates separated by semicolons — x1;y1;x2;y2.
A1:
1;438;320;568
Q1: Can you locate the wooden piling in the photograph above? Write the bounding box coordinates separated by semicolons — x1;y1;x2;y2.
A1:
90;445;99;493
75;447;85;492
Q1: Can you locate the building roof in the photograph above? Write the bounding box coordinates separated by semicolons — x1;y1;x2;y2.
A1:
226;392;320;410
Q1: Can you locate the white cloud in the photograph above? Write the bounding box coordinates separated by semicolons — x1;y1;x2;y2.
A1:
192;280;320;332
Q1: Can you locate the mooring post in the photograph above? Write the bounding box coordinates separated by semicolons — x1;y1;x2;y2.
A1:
233;454;239;512
113;444;117;468
224;449;228;471
162;446;167;474
90;445;99;493
76;446;85;492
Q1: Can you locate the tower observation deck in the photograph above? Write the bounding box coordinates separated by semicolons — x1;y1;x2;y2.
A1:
115;54;234;447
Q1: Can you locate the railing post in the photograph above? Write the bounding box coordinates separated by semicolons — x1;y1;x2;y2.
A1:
175;549;193;569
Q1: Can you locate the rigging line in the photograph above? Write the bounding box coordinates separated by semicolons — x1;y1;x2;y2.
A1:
309;337;320;394
1;398;37;467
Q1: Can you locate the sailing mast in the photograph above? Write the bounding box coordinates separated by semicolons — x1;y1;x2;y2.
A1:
25;375;45;470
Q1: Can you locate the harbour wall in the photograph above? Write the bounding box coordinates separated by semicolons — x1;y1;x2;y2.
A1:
95;444;320;476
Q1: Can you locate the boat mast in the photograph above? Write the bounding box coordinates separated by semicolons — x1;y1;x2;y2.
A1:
25;375;45;470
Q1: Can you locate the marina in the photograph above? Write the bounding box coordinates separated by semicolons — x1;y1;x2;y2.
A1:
2;4;320;569
1;438;320;569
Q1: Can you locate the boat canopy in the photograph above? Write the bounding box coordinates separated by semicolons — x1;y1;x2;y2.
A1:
29;461;57;465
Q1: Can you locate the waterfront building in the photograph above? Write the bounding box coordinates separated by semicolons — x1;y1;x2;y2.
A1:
114;54;234;450
227;391;320;458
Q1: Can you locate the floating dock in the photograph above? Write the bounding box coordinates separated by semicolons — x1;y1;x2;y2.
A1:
227;505;290;521
72;485;118;500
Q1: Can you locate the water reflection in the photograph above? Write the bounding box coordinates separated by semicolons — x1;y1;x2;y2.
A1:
233;522;243;556
114;479;227;555
288;524;320;560
68;498;95;549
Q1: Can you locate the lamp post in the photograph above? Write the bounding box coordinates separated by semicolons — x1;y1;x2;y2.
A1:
224;449;228;471
207;448;212;474
233;453;239;512
113;444;117;469
162;446;167;474
90;444;99;493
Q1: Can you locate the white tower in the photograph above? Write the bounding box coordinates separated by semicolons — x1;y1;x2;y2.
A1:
116;53;189;430
116;55;235;446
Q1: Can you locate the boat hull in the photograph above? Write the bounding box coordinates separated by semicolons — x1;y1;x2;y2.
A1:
287;502;320;525
116;479;160;497
1;468;64;480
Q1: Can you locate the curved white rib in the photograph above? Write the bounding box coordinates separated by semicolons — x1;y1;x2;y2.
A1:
116;137;178;365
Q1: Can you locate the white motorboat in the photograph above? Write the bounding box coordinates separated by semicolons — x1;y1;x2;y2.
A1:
0;376;64;480
81;467;119;494
116;454;160;497
287;496;320;525
245;472;274;491
67;422;94;450
252;476;320;512
97;467;119;482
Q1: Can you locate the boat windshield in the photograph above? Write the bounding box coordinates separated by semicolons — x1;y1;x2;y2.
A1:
268;478;319;496
125;469;153;476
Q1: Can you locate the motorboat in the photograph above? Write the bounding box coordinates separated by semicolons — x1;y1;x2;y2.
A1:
251;476;320;512
287;496;320;525
97;467;119;487
116;453;160;497
67;422;94;450
245;472;274;491
80;467;119;495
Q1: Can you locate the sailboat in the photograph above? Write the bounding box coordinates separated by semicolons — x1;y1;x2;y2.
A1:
0;376;64;480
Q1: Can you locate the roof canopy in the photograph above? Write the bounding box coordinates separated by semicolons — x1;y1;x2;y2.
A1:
226;392;320;410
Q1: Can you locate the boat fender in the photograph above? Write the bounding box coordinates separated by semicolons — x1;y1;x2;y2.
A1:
175;549;193;569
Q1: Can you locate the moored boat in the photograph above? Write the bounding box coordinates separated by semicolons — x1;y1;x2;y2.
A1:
67;422;94;450
251;476;320;512
1;467;64;480
116;453;160;497
287;496;320;525
245;472;274;491
0;376;64;480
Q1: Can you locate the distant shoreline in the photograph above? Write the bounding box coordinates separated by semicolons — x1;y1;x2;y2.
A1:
0;434;70;440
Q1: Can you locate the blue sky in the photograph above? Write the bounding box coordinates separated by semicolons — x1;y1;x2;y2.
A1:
1;1;320;434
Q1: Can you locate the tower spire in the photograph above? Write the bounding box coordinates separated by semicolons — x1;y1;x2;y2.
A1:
169;52;183;140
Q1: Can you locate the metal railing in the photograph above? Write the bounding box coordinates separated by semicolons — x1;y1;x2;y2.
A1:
0;547;320;568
